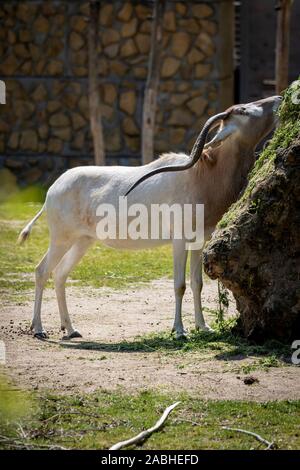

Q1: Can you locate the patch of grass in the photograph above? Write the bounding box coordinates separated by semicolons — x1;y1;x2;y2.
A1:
0;374;33;423
0;169;46;207
58;325;291;367
0;202;48;300
219;79;300;229
0;388;299;450
73;242;173;289
0;200;174;301
239;356;281;375
259;355;282;369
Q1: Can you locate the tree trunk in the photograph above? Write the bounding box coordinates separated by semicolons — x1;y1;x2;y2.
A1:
142;0;165;165
275;0;293;94
204;141;300;342
88;0;105;166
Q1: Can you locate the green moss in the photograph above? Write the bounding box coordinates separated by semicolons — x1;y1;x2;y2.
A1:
218;79;300;229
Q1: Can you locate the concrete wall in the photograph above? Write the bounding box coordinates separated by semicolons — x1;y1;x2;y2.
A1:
0;0;234;186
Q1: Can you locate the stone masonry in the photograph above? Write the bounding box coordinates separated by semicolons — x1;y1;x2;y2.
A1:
0;0;233;185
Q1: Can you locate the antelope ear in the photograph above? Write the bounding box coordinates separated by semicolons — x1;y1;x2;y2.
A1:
201;148;217;165
204;121;238;148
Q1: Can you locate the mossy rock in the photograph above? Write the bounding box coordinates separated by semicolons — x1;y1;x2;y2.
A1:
203;80;300;342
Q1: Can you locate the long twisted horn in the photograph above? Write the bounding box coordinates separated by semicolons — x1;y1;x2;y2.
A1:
125;111;230;196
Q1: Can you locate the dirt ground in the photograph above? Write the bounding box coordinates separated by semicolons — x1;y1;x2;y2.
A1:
1;278;299;401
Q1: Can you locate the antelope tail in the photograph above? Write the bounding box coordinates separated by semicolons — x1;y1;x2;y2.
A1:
17;205;45;245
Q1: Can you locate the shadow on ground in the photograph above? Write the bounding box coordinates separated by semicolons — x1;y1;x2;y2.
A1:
50;330;291;362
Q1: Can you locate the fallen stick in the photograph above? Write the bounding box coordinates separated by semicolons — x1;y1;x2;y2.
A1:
222;426;275;449
174;417;202;427
109;401;180;450
43;410;106;422
17;422;27;439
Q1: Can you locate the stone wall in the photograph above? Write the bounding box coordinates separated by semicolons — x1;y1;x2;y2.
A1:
0;0;234;186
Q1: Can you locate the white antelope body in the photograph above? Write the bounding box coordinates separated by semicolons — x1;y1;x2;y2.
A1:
18;96;281;339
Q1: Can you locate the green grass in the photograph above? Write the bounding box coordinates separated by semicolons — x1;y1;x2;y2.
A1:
58;326;291;374
60;327;290;357
218;79;300;229
1;387;299;450
0;199;174;301
239;356;282;375
0;374;33;424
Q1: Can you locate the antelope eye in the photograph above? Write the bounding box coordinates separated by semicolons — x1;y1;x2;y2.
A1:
232;106;248;116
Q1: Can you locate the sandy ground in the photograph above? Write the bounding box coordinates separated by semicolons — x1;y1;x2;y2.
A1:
1;278;299;401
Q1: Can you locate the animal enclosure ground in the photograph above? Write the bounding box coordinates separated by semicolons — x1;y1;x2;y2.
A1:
1;280;300;401
0;199;300;449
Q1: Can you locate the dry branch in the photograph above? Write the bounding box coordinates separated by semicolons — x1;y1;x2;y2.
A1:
222;426;275;449
0;435;68;450
43;410;110;422
142;0;165;164
109;401;180;450
88;0;105;165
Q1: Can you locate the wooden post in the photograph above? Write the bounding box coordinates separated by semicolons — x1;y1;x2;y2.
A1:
88;0;105;166
275;0;293;94
142;0;165;165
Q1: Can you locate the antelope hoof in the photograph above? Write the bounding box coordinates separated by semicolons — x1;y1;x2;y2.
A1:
34;331;48;340
63;330;82;340
197;324;214;333
176;331;188;340
172;328;187;340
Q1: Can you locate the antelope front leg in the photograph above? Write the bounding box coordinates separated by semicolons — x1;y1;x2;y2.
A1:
190;248;213;332
172;240;188;339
